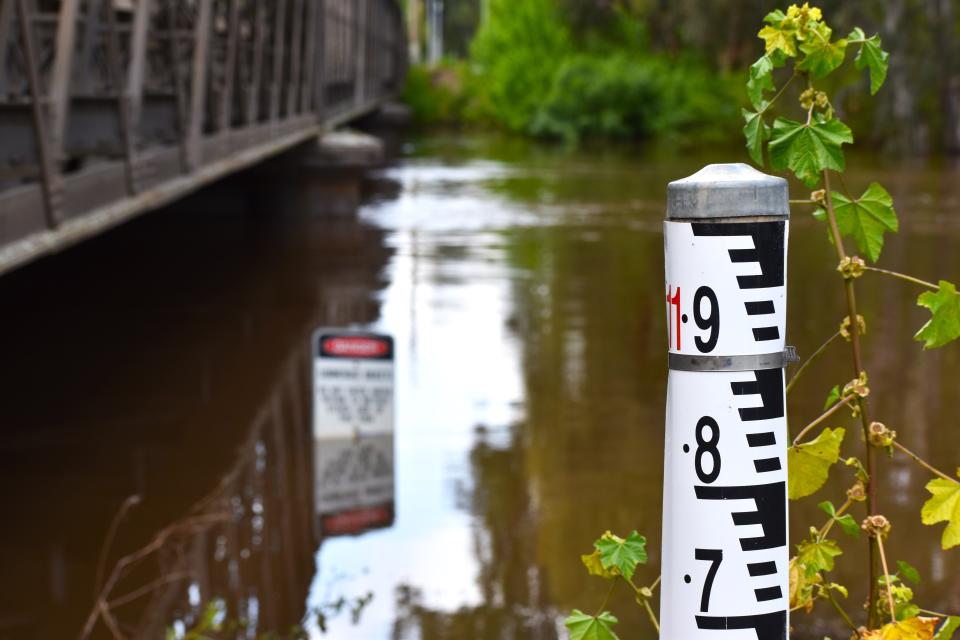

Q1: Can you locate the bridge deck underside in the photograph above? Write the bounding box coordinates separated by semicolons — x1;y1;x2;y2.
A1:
0;0;405;276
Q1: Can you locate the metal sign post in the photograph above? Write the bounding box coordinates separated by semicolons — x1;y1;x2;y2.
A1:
661;164;791;639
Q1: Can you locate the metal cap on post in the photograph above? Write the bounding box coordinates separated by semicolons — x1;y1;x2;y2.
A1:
667;163;789;220
660;163;790;639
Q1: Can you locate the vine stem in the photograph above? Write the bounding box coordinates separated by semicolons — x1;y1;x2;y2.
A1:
595;581;616;618
875;535;897;625
826;588;863;638
891;441;959;483
864;266;938;291
758;72;798;116
627;576;661;633
786;330;842;395
822;169;879;626
642;598;660;634
792;392;855;446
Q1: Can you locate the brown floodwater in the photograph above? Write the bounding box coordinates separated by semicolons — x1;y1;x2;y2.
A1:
0;132;958;639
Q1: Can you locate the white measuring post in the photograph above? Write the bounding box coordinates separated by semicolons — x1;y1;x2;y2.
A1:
661;164;792;639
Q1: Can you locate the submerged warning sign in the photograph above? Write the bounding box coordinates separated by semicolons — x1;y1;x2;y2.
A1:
312;329;395;537
312;330;394;439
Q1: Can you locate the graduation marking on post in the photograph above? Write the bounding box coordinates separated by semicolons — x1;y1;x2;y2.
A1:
661;164;791;640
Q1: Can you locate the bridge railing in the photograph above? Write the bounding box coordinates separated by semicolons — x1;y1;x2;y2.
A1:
0;0;405;274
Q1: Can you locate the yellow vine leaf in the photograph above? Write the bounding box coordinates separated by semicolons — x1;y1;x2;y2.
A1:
788;427;845;500
921;474;960;550
581;549;615;579
862;616;939;640
788;556;817;612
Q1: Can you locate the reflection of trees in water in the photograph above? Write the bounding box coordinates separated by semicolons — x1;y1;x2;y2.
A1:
79;349;318;639
390;432;557;640
0;168;396;637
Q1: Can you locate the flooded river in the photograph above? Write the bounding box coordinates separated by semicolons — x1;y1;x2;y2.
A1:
1;132;958;639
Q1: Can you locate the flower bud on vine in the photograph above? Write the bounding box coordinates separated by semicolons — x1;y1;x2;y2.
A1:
811;189;826;205
837;256;866;279
867;421;896;448
861;514;891;539
843;372;869;398
847;481;867;502
839;314;867;341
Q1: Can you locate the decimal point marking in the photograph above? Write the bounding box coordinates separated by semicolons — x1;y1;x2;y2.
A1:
682;314;689;323
683;444;690;453
684;574;691;584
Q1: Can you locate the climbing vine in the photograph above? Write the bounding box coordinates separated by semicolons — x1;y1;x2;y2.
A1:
567;4;960;639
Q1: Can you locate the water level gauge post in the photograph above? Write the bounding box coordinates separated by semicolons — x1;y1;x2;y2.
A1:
661;164;791;639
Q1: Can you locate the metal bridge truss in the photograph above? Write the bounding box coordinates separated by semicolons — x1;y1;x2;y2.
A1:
0;0;405;274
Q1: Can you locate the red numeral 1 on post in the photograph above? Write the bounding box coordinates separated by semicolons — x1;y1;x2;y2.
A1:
666;285;681;350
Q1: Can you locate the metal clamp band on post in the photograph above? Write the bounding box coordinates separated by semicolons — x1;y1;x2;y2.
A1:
668;346;799;372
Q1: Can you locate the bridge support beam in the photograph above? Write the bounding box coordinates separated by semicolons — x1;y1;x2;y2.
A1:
260;130;385;218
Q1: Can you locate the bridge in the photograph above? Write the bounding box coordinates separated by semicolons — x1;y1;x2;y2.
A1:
0;0;406;277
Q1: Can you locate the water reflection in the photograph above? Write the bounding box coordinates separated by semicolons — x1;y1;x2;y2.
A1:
0;167;391;638
1;133;959;639
317;134;960;639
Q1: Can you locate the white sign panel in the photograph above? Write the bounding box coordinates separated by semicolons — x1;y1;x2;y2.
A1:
661;220;789;640
313;330;394;439
313;330;395;537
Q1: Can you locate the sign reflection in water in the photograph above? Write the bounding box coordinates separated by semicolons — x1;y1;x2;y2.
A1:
313;330;396;537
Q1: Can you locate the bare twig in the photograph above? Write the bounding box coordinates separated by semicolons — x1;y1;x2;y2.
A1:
792;393;855;446
107;571;194;609
79;512;228;639
875;536;897;625
94;495;142;599
825;588;862;638
864;266;938;291
786;330;842;395
891;441;959;484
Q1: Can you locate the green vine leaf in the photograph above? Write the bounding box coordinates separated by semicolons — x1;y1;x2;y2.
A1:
797;24;847;78
818;501;859;537
849;27;890;95
915;281;960;349
896;560;921;584
743;109;770;165
747;55;776;110
594;530;647;580
788;427;845;500
920;473;960;549
823;384;841;409
830;182;899;262
769;117;852;187
796;537;843;577
934;616;960;640
564;610;620;640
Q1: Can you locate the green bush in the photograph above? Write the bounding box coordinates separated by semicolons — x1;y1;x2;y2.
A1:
528;53;739;143
528;54;662;142
405;0;740;143
469;0;571;132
